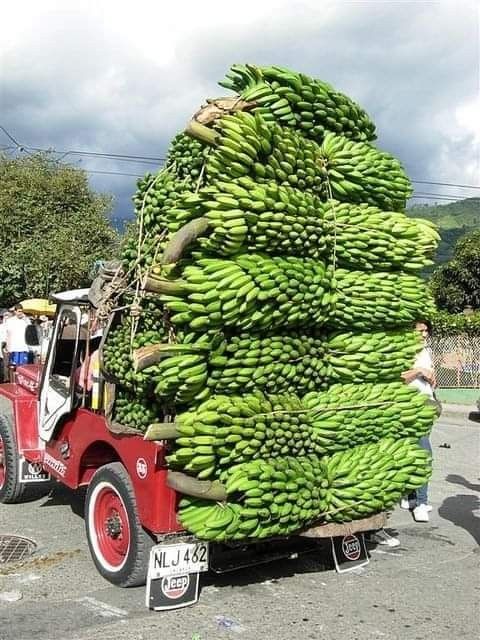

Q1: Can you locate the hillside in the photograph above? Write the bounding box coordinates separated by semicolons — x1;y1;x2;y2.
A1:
407;197;479;266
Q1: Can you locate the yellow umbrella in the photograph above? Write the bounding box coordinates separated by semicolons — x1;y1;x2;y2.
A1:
20;298;57;318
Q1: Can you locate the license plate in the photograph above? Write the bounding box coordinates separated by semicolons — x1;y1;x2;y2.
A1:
148;542;209;579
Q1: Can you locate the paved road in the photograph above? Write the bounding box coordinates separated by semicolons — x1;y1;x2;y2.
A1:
0;414;478;640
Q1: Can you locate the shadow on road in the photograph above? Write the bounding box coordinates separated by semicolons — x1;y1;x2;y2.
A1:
445;473;480;492
39;482;86;518
438;493;480;546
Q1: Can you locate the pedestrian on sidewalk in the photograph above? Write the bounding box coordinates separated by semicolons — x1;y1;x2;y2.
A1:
5;304;33;369
400;319;438;522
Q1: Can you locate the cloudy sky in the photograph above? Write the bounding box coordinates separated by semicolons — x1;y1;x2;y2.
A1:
1;0;478;222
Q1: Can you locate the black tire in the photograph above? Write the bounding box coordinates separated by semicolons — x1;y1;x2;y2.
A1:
0;415;26;504
85;462;155;587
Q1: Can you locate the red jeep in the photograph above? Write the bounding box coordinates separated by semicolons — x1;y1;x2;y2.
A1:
0;290;181;588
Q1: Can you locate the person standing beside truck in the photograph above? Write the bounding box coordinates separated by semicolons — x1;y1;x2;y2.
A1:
0;312;7;382
400;319;438;523
5;304;33;367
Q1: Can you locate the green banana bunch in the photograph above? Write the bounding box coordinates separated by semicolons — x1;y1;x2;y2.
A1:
191;111;410;212
206;331;329;395
166;393;317;478
149;335;212;405
166;384;435;478
156;253;333;332
134;327;422;403
319;132;412;211
326;329;422;383
305;381;436;450
131;168;180;236
324;201;440;271
323;437;432;522
331;269;435;330
179;455;326;541
137;331;328;404
101;298;169;393
178;437;430;540
165;177;330;259
113;388;162;431
219;63;376;143
165;132;210;186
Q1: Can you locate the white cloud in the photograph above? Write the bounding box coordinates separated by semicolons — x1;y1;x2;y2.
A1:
1;0;478;215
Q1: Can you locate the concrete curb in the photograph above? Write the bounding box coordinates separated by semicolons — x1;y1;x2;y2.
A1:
441;402;476;414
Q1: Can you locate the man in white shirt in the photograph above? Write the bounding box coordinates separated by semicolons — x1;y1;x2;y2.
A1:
0;312;7;382
5;304;32;366
400;320;436;523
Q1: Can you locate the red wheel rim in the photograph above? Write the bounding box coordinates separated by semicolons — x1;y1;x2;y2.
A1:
0;434;5;489
93;486;130;568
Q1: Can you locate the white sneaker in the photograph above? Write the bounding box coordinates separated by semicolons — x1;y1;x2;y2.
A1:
370;529;400;547
413;504;430;522
400;498;412;510
426;504;433;513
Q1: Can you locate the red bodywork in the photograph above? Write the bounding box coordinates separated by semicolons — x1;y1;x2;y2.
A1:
1;364;181;535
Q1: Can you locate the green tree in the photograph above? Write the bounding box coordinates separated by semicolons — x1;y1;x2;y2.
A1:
0;153;119;306
430;229;480;312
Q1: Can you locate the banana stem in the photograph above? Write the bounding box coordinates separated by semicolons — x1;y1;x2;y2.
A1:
144;422;180;440
143;275;186;296
166;471;228;501
133;342;207;372
185;120;220;146
161;218;210;264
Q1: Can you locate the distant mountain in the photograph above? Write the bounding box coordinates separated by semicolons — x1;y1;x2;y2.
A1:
407;197;479;266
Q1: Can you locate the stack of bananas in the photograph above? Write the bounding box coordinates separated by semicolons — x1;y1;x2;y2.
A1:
219;63;376;142
166;132;209;183
180;454;327;541
324;202;440;271
319;132;412;211
196;111;411;212
101;61;439;542
165;178;330;259
110;328;422;404
331;270;436;330
206;332;330;395
326;329;422;383
113;388;162;431
156;254;333;332
323;438;432;522
163;384;435;479
177;437;431;540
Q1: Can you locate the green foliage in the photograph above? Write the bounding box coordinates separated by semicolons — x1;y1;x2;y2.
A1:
0;153;118;306
407;198;480;267
429;229;480;313
430;310;480;336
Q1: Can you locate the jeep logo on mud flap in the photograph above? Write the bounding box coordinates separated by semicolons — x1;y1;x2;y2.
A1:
136;458;148;479
161;574;190;599
28;462;43;476
342;534;361;561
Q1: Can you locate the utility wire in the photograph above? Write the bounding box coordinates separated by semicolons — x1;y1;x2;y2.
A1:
412;180;480;190
1;125;479;196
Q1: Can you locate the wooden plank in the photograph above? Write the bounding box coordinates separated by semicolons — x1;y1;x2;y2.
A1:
299;512;387;538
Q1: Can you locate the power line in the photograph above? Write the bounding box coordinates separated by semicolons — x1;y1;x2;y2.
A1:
86;169;144;178
413;190;472;199
28;146;166;164
1;125;479;195
412;180;480;190
410;195;464;202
